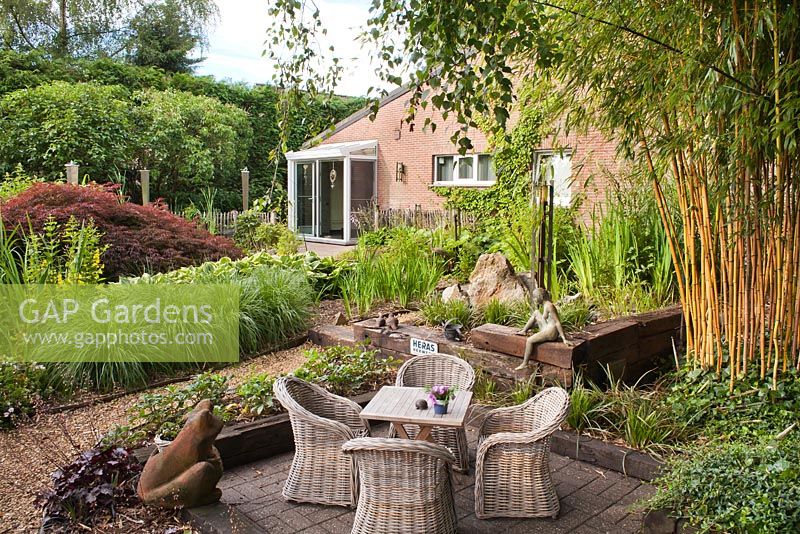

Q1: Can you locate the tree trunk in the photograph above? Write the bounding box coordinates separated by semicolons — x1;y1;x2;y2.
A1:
56;0;68;56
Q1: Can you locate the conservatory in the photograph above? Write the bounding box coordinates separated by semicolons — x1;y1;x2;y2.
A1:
285;140;377;244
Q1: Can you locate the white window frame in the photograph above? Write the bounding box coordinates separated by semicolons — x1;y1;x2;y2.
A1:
533;150;573;207
433;153;496;187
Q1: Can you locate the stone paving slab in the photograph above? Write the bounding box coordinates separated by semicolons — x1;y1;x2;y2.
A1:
211;424;651;533
302;241;355;258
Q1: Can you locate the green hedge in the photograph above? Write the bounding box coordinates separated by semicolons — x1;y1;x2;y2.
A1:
0;82;134;181
0;51;365;210
0;82;253;200
134;88;253;198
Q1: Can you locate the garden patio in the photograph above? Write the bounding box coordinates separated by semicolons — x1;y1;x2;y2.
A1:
1;2;799;533
191;421;653;534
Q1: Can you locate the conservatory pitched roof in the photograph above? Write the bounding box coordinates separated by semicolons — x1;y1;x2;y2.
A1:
285;139;378;160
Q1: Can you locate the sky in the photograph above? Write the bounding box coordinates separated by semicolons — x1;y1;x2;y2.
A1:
194;0;393;97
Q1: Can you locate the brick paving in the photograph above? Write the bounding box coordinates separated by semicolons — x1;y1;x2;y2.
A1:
216;424;653;533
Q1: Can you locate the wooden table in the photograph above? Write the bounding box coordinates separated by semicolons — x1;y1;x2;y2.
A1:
359;386;473;442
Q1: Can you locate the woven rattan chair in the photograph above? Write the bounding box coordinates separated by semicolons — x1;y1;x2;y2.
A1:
474;386;570;519
273;376;370;507
389;353;475;472
343;437;458;534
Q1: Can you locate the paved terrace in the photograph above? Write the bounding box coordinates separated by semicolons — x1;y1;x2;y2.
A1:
302;241;355;258
193;422;654;534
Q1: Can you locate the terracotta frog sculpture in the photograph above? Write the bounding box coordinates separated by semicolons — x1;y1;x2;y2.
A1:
137;399;224;508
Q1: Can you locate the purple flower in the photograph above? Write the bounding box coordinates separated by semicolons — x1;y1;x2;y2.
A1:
427;384;454;402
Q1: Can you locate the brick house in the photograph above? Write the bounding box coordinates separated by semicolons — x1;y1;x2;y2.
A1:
285;86;620;244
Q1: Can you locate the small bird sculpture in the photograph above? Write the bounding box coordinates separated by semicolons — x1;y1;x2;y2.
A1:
377;313;388;328
385;312;400;331
443;319;465;342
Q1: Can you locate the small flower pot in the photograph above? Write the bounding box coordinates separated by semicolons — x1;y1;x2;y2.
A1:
433;401;449;415
154;434;173;453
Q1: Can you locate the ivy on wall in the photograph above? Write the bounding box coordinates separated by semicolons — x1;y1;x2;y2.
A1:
432;83;554;221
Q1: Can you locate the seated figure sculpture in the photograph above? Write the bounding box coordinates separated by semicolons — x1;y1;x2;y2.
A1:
137;399;224;508
515;288;573;371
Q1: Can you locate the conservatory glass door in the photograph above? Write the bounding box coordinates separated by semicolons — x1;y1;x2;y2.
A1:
318;160;344;239
294;162;314;235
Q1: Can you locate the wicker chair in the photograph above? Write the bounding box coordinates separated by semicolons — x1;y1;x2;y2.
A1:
389;353;475;472
474;386;570;519
343;437;458;534
273;376;370;507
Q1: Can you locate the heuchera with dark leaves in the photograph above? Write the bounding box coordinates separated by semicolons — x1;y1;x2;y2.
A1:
0;183;242;279
39;447;142;529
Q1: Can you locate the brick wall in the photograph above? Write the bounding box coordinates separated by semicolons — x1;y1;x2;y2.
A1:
321;90;620;219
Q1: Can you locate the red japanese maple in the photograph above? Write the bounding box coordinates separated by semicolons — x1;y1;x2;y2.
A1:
1;183;242;279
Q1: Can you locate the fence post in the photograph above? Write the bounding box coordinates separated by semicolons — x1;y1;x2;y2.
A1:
65;161;79;185
139;169;150;205
241;167;250;211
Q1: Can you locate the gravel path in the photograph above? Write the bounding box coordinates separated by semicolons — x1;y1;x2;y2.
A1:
0;344;312;533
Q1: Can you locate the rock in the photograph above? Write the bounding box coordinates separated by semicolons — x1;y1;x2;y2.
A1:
441;283;468;304
138;399;224;508
334;312;348;325
467;253;529;309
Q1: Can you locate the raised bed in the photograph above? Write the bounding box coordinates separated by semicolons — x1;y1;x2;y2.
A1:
320;306;683;388
133;390;376;470
549;430;663;481
471;305;683;385
643;510;699;534
350;321;540;385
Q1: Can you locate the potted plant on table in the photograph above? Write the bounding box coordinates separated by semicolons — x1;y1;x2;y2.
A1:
427;385;456;415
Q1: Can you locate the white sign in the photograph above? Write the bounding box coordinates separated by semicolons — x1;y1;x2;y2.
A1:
410;337;438;356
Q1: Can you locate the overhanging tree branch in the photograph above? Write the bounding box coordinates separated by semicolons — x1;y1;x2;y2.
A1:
10;8;37;49
532;0;768;99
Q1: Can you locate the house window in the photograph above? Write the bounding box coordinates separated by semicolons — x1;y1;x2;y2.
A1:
457;156;474;180
534;151;572;207
434;154;496;185
435;156;454;182
477;155;495;181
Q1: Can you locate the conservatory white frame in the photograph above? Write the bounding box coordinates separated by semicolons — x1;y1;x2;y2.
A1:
285;140;378;244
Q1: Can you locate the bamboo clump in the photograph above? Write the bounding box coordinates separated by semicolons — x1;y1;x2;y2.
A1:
637;3;799;390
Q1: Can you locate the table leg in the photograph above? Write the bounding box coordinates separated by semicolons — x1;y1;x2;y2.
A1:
394;422;411;439
416;425;435;442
